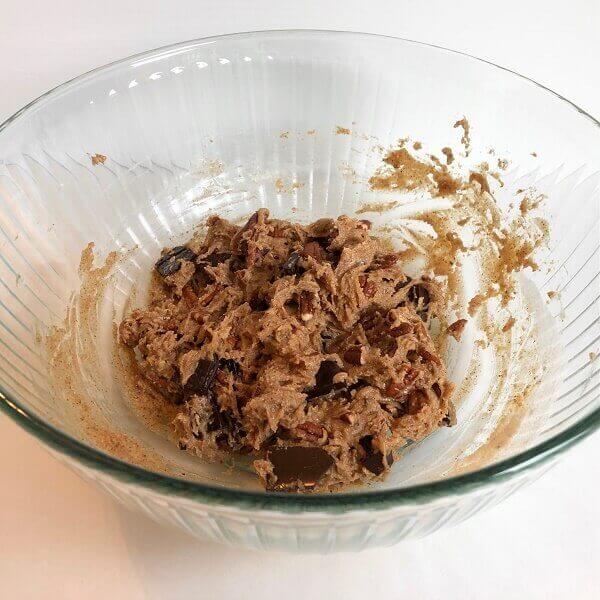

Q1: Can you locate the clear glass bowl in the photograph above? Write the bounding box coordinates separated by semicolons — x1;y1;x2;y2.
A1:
0;30;598;553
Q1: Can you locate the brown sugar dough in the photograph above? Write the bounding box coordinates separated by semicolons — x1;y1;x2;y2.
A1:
119;210;454;492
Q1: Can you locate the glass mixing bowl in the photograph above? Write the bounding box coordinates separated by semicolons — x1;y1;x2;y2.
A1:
0;30;598;553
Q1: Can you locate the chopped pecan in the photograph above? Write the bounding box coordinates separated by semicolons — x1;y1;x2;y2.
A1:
376;253;399;269
343;345;365;366
296;421;326;442
390;322;413;336
407;389;429;415
447;318;467;341
298;291;314;322
359;274;377;297
385;379;404;398
302;240;328;263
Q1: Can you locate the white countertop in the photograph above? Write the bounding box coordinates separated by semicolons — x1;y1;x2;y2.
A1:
1;1;599;598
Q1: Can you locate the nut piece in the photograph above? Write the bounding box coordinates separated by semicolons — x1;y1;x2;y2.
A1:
298;291;314;322
296;421;326;442
447;318;468;341
302;240;328;263
359;275;377;298
343;345;365;366
390;322;413;336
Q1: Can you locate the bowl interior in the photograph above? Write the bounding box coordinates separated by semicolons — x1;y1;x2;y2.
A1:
0;31;598;497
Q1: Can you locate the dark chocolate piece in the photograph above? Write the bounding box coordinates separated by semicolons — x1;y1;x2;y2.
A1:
359;436;394;476
281;251;301;275
206;252;231;267
220;358;242;377
155;246;197;277
184;357;219;396
306;360;345;400
267;446;334;489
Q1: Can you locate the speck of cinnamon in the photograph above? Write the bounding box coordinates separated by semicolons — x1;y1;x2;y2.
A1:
531;152;538;157
453;117;471;155
91;153;106;166
336;126;351;135
441;147;455;165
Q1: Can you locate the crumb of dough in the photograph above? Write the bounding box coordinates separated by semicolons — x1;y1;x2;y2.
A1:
119;210;454;492
91;153;106;166
531;152;538;157
275;178;284;192
590;352;597;362
519;194;544;216
547;291;558;299
280;131;289;139
453;117;471;155
307;129;316;135
469;172;490;194
413;141;422;150
441;147;455;165
497;158;509;170
336;126;351;135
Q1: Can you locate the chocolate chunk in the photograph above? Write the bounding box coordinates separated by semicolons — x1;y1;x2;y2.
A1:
306;360;345;400
220;358;242;377
267;446;334;489
359;436;393;476
155;246;197;277
281;251;301;275
205;252;231;267
184;357;219;396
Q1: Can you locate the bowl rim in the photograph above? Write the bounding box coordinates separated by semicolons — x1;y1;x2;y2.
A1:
1;29;598;512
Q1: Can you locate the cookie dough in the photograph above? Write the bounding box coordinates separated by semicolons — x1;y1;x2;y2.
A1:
119;210;454;491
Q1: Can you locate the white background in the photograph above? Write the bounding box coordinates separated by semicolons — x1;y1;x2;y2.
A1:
0;1;599;598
